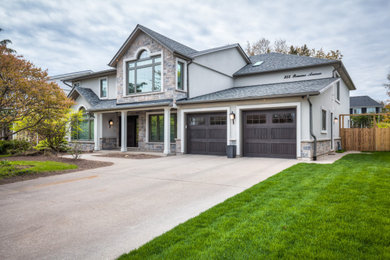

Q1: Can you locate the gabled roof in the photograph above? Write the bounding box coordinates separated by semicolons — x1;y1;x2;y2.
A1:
234;52;339;76
109;24;197;67
189;43;250;63
68;86;101;106
177;78;339;105
350;96;383;107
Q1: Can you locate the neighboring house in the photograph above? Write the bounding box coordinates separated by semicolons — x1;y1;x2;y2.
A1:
350;96;383;114
49;70;93;95
66;24;356;160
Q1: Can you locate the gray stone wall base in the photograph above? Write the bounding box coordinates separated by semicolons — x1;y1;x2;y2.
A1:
301;139;336;160
69;141;94;152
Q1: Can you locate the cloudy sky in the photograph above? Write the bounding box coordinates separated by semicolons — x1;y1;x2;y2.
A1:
1;0;389;101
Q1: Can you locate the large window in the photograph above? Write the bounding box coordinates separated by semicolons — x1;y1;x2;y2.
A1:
177;61;184;90
149;114;177;142
127;50;161;95
100;78;107;98
322;109;327;131
73;108;94;140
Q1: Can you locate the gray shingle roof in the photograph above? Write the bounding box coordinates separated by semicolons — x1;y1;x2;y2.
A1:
233;52;339;76
138;25;197;57
73;87;101;106
70;87;173;111
91;98;173;112
350;96;382;107
177;78;338;104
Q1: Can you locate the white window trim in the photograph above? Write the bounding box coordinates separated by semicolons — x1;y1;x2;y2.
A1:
180;107;231;154
236;102;301;157
175;58;187;92
321;108;327;134
99;77;108;99
145;111;177;143
122;47;164;97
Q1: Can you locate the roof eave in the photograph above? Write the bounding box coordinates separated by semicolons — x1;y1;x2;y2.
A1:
66;69;117;82
335;62;356;90
233;61;340;77
190;44;250;64
89;100;173;112
176;91;320;105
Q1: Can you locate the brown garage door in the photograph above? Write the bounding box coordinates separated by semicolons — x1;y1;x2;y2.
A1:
187;113;227;155
243;109;296;158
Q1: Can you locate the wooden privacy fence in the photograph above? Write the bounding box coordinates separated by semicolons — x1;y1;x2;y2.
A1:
339;113;390;151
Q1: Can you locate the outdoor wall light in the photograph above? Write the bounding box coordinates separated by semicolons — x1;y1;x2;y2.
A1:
230;111;236;124
109;119;114;128
334;117;338;124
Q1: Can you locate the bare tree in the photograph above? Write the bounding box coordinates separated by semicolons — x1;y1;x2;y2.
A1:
245;38;271;56
273;39;288;54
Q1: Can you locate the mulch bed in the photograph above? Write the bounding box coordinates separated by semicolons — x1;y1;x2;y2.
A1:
0;155;113;185
94;153;161;159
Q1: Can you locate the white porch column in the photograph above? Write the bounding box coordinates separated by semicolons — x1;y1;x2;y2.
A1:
94;112;102;151
121;111;127;152
163;107;171;155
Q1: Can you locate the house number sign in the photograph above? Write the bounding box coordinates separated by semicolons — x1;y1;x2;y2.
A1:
284;72;322;79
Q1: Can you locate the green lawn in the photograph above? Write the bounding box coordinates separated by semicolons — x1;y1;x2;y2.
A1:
0;160;77;179
120;152;390;259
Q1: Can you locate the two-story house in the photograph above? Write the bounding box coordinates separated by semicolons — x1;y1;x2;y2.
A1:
66;24;355;160
350;96;383;114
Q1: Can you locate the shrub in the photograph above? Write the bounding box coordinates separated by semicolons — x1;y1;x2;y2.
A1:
68;142;82;159
0;140;32;155
35;139;69;154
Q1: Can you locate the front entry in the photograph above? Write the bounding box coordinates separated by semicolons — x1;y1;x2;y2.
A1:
119;116;138;147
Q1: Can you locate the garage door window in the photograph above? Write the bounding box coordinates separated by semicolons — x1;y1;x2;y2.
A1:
210;116;226;125
272;113;294;123
189;116;205;126
247;114;266;124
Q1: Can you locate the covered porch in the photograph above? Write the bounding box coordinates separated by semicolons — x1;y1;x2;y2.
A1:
93;107;177;155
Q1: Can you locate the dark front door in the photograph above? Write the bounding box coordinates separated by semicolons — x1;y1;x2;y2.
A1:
119;116;138;147
187;112;227;155
243;109;296;158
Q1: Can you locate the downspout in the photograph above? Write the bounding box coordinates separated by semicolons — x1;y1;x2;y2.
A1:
307;95;317;161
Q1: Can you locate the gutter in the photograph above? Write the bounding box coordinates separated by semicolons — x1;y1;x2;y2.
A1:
307;95;317;161
176;91;320;105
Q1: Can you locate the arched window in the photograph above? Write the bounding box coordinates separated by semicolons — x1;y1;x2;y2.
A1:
126;49;161;95
138;50;149;59
72;108;94;140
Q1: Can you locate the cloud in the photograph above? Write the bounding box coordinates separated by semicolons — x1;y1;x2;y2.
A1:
1;0;389;101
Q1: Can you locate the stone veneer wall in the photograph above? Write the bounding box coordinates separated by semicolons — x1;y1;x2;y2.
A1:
69;141;94;152
301;139;340;159
116;31;186;104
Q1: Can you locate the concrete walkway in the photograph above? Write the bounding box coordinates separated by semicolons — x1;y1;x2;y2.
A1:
0;153;343;259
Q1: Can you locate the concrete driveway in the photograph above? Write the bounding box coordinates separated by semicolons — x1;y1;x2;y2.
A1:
0;153;298;260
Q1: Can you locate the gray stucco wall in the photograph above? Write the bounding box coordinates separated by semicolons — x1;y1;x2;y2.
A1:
189;48;247;98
